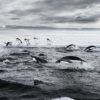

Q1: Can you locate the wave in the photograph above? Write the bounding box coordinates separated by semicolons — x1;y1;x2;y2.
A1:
46;62;94;71
0;75;100;100
0;79;52;100
0;79;34;88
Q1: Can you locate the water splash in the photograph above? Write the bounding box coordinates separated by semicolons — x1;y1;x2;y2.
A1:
78;62;94;70
47;62;94;71
51;97;74;100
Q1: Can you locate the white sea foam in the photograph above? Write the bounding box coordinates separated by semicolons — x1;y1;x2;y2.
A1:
78;62;94;70
51;97;74;100
48;62;94;71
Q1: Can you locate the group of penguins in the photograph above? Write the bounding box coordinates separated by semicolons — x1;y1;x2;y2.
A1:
3;38;98;65
4;37;52;47
2;53;85;65
4;37;97;52
2;44;98;65
28;43;97;64
65;44;97;52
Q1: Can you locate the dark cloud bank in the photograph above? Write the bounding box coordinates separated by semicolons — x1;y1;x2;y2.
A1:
0;0;100;27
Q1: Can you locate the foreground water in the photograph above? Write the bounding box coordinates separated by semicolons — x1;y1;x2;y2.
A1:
0;46;100;100
0;29;100;100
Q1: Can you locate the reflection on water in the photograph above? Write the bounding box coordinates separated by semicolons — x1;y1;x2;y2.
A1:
0;29;100;46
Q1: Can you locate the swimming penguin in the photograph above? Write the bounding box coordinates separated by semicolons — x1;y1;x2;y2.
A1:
56;56;85;63
65;44;77;51
30;55;48;63
16;38;23;45
34;79;44;85
84;45;96;52
5;42;12;47
24;38;30;46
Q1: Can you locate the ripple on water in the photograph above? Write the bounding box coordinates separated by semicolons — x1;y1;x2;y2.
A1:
0;47;100;100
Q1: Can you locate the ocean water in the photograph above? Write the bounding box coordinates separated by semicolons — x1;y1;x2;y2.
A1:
0;29;100;100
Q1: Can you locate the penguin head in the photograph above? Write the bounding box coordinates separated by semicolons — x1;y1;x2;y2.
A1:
30;54;38;63
32;57;37;62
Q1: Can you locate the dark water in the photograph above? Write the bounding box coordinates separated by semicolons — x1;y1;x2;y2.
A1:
0;47;100;100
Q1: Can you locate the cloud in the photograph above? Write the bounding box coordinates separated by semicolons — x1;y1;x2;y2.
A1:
41;4;100;24
0;0;100;28
40;0;100;11
42;16;98;24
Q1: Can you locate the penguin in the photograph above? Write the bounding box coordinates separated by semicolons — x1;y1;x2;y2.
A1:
16;38;23;45
24;38;30;46
30;55;48;63
84;45;96;52
33;37;39;45
47;38;52;45
65;44;78;51
5;42;12;47
56;56;85;64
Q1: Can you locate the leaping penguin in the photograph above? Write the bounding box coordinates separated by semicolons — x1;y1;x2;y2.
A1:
47;38;52;45
16;38;23;45
84;45;96;52
56;56;85;63
65;44;77;51
5;42;12;47
33;37;39;45
24;38;30;46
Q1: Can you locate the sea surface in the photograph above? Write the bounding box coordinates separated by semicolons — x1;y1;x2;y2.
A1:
0;29;100;100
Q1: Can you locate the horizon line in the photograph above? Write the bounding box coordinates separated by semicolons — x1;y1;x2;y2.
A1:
0;25;100;30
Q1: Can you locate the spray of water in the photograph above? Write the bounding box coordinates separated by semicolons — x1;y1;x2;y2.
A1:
51;97;74;100
46;62;94;71
79;62;94;70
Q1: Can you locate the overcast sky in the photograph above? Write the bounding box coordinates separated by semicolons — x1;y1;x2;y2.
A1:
0;0;100;28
